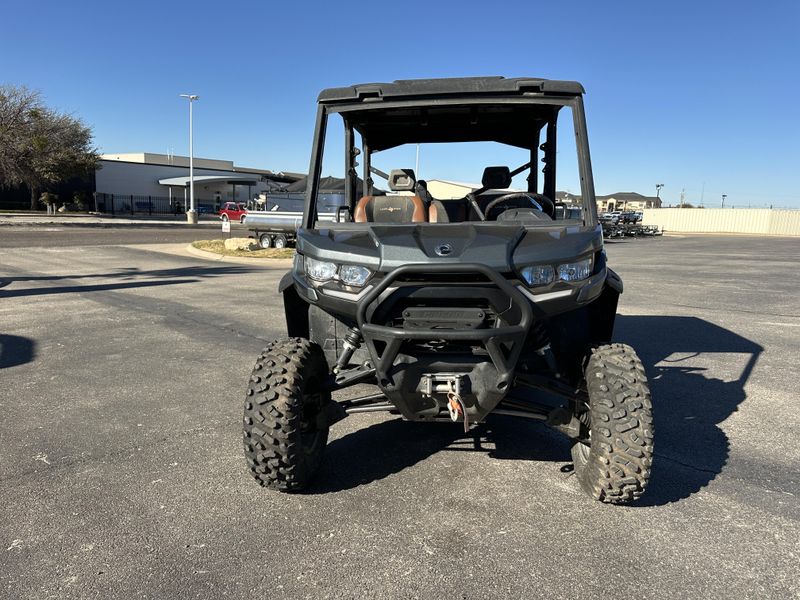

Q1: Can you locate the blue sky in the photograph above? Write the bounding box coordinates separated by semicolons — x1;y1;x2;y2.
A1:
2;0;798;207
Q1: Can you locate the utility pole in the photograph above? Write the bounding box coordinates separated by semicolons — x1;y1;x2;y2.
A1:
721;194;727;208
179;94;200;224
655;183;664;207
680;188;685;208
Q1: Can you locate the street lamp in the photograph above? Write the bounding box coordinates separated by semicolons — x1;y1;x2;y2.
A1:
179;94;200;224
655;183;664;199
722;194;727;208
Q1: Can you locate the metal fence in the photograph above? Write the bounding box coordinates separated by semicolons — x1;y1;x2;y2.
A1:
642;208;800;236
95;193;218;216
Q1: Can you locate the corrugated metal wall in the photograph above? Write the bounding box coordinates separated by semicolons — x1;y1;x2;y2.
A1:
642;209;800;236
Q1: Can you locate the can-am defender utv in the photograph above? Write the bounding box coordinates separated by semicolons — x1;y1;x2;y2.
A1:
243;77;653;504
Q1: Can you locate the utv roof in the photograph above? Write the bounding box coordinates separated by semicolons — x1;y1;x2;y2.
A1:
318;76;585;103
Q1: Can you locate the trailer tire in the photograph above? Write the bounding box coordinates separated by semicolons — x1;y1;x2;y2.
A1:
274;234;288;249
571;343;653;504
258;233;273;248
243;338;330;492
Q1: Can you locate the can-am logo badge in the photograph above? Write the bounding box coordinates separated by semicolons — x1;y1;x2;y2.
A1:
435;243;453;256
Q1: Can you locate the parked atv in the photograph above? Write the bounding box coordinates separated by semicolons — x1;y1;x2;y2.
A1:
243;77;653;503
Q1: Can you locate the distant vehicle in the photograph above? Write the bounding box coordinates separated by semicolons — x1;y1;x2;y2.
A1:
599;212;619;225
245;188;349;248
555;205;584;220
219;202;248;223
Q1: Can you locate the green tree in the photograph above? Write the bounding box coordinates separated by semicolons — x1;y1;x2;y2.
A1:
0;84;99;210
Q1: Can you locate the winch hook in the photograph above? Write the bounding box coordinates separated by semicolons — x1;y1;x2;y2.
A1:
446;381;470;433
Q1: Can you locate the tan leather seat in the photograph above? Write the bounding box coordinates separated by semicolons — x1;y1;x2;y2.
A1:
354;195;427;223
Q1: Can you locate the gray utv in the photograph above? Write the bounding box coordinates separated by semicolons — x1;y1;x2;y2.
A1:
243;77;653;503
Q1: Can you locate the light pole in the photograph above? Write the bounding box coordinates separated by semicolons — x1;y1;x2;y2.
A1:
655;183;664;205
179;94;199;224
721;194;727;208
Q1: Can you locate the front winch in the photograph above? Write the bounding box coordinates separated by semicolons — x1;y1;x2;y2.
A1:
421;374;471;432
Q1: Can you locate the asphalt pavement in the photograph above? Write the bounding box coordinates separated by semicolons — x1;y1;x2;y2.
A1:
1;232;798;599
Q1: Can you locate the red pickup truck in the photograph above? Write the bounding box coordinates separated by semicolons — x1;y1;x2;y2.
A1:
218;202;248;223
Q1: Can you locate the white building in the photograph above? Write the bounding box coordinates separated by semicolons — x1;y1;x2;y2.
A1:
95;152;299;212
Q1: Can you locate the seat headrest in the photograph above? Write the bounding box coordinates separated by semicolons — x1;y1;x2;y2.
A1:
481;166;512;190
389;169;416;192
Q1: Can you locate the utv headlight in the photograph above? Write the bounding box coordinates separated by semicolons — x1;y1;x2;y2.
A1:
521;265;555;286
304;256;373;287
339;264;372;287
304;256;337;281
558;257;593;282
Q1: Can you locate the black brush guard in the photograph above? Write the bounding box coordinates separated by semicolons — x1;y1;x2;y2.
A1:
356;264;534;414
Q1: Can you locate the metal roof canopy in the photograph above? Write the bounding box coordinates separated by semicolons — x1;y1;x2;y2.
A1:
158;174;259;187
316;77;583;151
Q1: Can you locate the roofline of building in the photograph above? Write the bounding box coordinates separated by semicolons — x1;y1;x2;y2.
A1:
99;158;272;176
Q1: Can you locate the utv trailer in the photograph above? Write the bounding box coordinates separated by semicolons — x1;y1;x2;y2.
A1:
243;76;654;504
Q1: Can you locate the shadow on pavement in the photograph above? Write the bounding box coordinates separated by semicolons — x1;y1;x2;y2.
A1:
311;316;761;505
0;279;201;298
614;315;762;505
311;417;567;494
0;264;257;284
0;265;262;298
0;334;36;369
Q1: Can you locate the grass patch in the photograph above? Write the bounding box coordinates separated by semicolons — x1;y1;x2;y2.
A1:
191;239;295;259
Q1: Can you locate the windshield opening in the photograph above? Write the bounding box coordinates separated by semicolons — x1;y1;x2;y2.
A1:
309;100;588;228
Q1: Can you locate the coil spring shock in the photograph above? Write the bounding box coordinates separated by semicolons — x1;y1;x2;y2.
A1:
529;320;550;352
334;327;363;372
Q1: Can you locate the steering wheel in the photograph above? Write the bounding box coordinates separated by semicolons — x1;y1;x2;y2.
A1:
483;192;555;220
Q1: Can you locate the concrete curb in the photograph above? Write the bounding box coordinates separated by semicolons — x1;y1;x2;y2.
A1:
184;243;294;266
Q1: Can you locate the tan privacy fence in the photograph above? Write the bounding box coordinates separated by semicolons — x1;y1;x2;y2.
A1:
642;208;800;236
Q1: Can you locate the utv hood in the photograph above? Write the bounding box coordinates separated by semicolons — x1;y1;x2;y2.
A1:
296;224;603;272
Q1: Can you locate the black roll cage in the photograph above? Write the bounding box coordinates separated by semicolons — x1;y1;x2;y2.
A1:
302;95;597;229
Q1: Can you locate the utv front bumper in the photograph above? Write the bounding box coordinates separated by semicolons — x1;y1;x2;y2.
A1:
354;263;535;421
